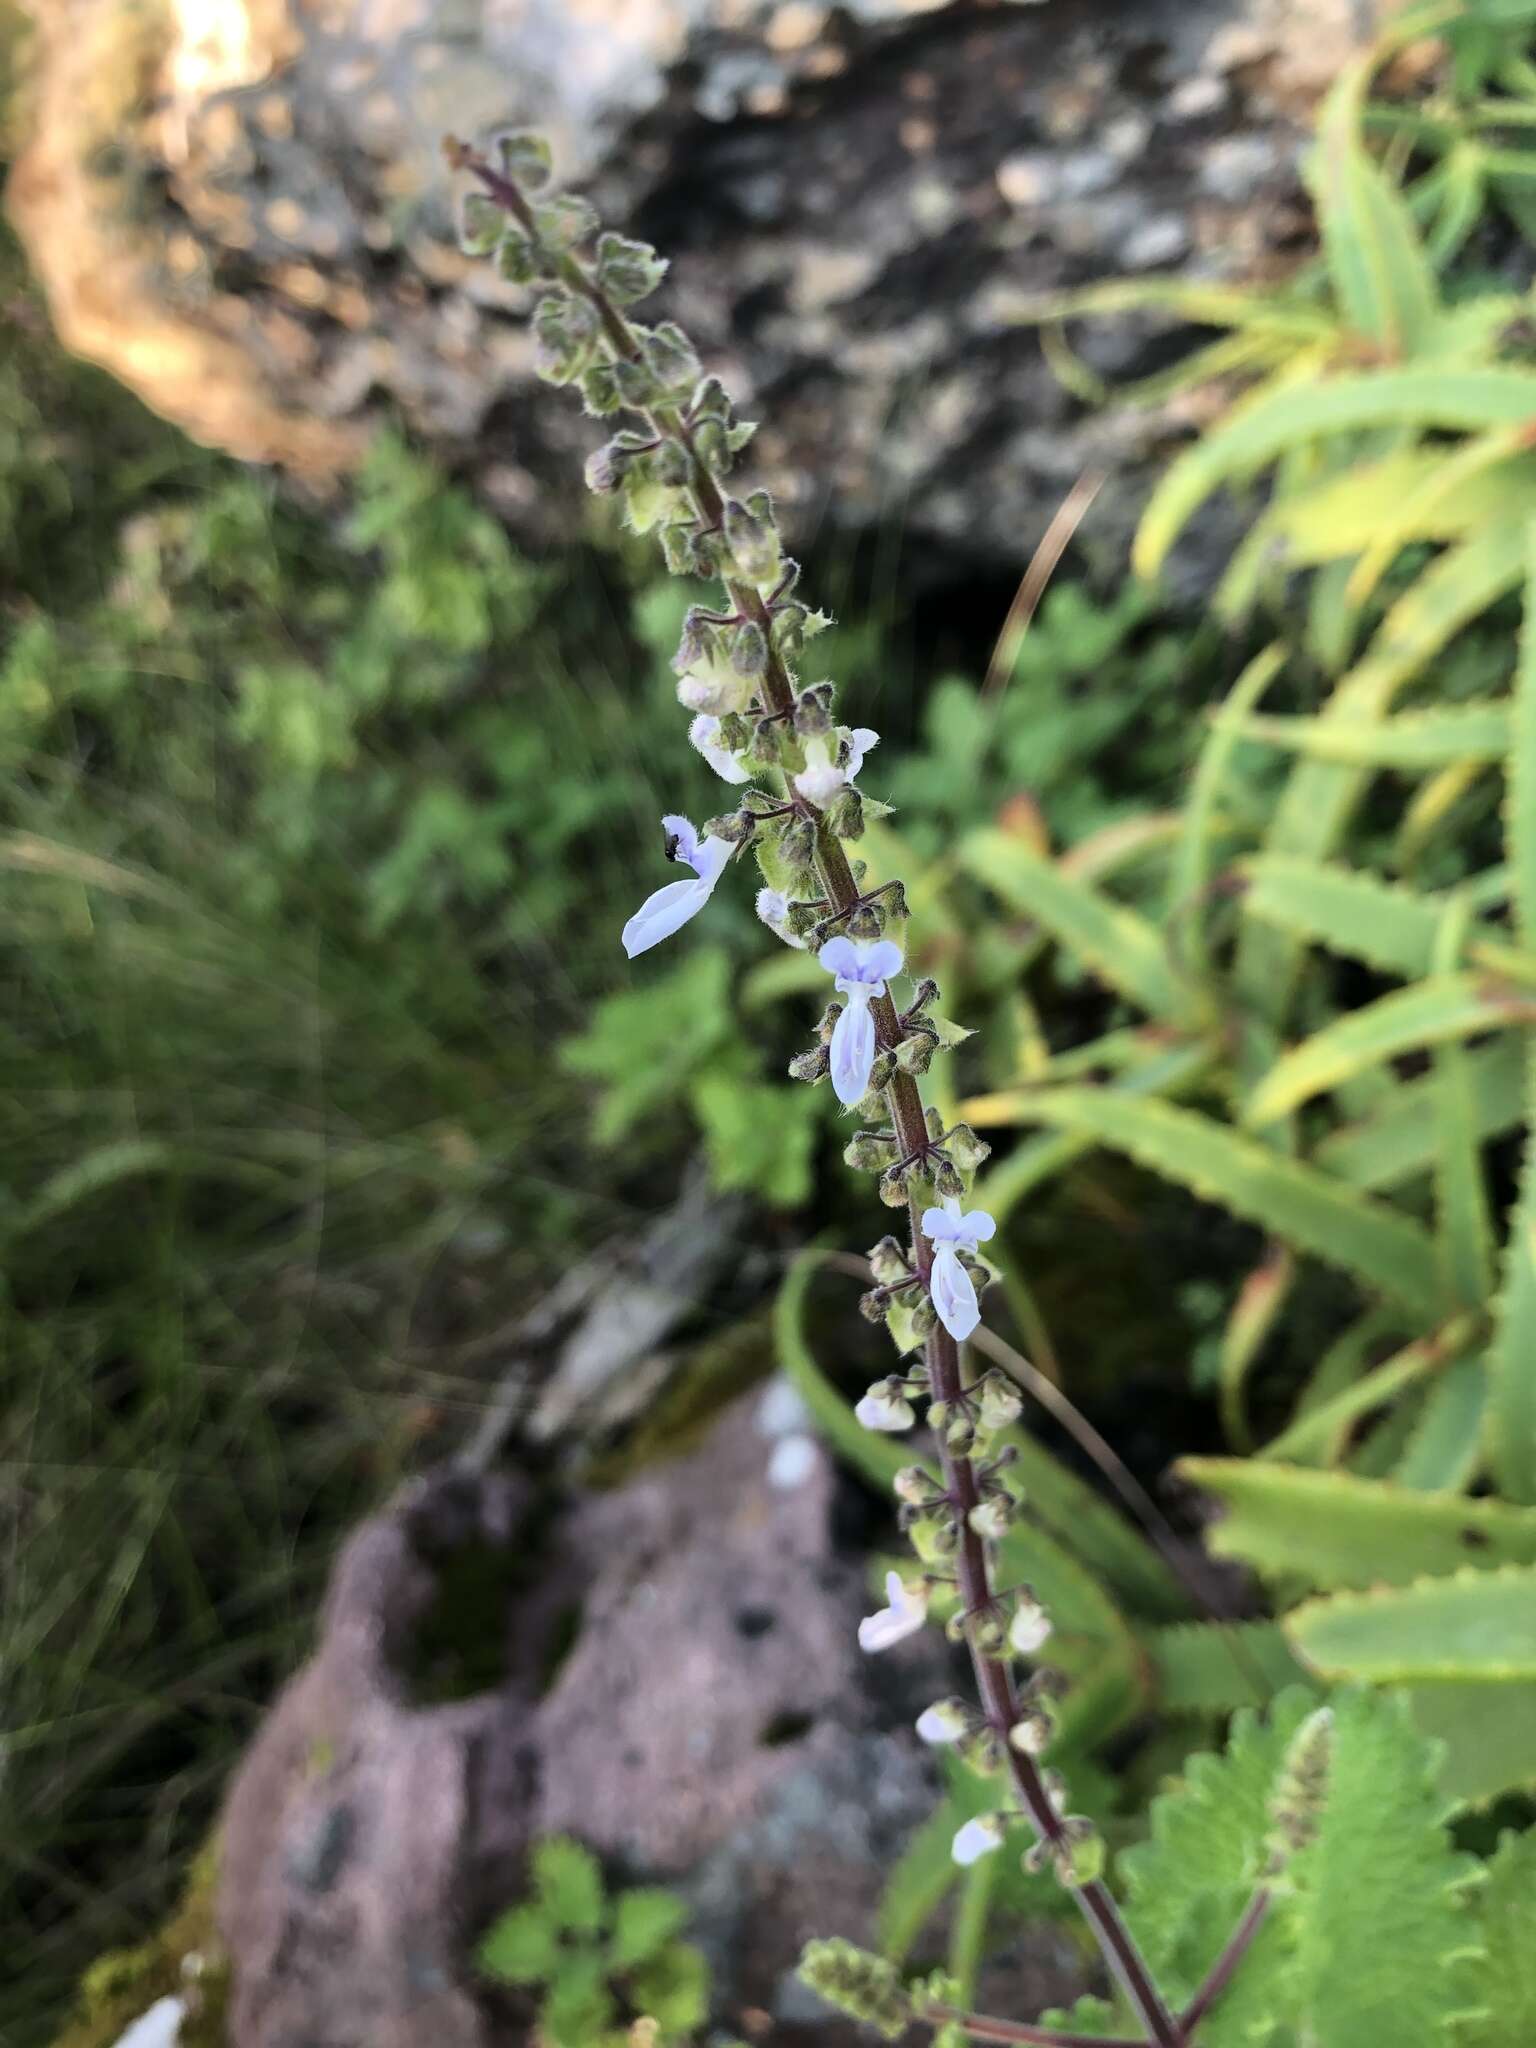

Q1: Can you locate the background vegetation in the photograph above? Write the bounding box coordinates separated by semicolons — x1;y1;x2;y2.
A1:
9;4;1536;2045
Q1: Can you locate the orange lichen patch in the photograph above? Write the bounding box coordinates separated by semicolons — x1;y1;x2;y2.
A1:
6;0;364;482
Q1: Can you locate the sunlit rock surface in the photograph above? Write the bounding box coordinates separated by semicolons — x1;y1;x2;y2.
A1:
9;0;1377;576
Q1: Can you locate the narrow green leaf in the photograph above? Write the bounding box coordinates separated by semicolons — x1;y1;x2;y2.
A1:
1179;1458;1536;1589
1242;854;1443;978
1314;59;1440;358
1409;1680;1536;1809
1246;973;1526;1128
1221;704;1511;770
774;1250;904;1492
1433;900;1498;1309
959;828;1184;1021
1148;1620;1316;1715
1315;1036;1525;1190
1393;1356;1489;1494
1489;1059;1536;1504
878;1794;962;1962
1136;370;1536;578
1288;1564;1536;1681
1282;1310;1406;1467
1171;644;1285;959
1511;520;1536;949
999;1090;1444;1318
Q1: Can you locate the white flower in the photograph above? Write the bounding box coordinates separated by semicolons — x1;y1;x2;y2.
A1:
854;1379;915;1433
915;1698;969;1746
819;935;903;1107
688;714;753;784
858;1569;928;1653
756;887;807;949
951;1814;1006;1867
621;814;733;958
921;1197;998;1343
1009;1596;1053;1657
793;725;879;807
108;1999;186;2048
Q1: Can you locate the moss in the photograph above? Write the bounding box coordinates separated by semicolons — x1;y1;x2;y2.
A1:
584;1313;773;1490
49;1841;229;2048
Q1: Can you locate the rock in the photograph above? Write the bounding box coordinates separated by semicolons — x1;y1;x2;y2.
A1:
7;1;1393;592
212;1389;1094;2044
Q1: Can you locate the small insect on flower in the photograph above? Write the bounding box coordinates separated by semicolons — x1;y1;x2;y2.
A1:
921;1197;998;1343
794;725;879;808
951;1813;1007;1867
819;935;903;1107
621;813;733;958
757;888;808;949
855;1377;916;1433
858;1569;928;1653
689;713;753;784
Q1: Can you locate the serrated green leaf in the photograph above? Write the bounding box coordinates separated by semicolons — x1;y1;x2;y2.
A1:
1433;899;1498;1310
1148;1620;1316;1715
1172;645;1285;957
1220;704;1513;770
1408;1679;1536;1808
629;1942;709;2031
1289;1565;1536;1682
1456;1828;1536;2045
958;829;1185;1021
1392;1355;1489;1493
1282;1309;1405;1467
1246;973;1526;1128
1180;1458;1536;1589
534;1836;605;1935
1283;1688;1482;2043
1314;61;1441;358
1136;370;1536;579
610;1888;690;1971
1118;1689;1315;2036
542;1950;615;2048
1315;1036;1525;1190
995;1090;1444;1318
1242;853;1444;978
477;1903;558;1984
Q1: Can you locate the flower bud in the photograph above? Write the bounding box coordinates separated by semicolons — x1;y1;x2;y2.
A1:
946;1123;992;1174
730;620;768;678
724;495;780;586
691;374;732;422
932;1155;965;1201
796;1940;910;2042
893;1464;937;1505
960;1725;1005;1777
855;1379;916;1434
968;1496;1013;1543
496;231;546;284
868;1235;908;1284
532;293;598;385
911;1513;959;1563
827;787;864;840
858;1288;890;1324
748;718;783;766
1009;1705;1054;1758
1052;1818;1105;1889
645;320;701;395
1009;1593;1053;1657
895;1028;937;1075
945;1412;976;1457
580;361;623;418
459;191;505;256
977;1373;1023;1433
848;905;883;943
658;520;707;577
793;684;834;737
816;1001;844;1044
926;1107;946;1142
1269;1707;1334;1864
908;977;940;1013
879;1161;913;1208
533;192;599;249
915;1698;970;1746
845;1133;892;1173
868;1049;896;1089
704;809;753;844
788;1045;829;1084
971;1609;1008;1658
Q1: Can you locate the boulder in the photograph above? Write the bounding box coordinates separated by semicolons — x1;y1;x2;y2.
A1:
7;0;1390;588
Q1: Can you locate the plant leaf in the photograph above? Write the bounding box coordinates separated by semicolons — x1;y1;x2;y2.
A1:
1288;1565;1536;1682
998;1090;1444;1318
1241;854;1445;978
1314;59;1440;358
1315;1036;1525;1190
610;1888;690;1971
533;1836;605;1936
959;828;1185;1021
1179;1458;1536;1589
1148;1620;1316;1715
1456;1828;1536;2045
1219;704;1512;769
477;1904;558;1985
1245;973;1527;1128
1393;1356;1489;1494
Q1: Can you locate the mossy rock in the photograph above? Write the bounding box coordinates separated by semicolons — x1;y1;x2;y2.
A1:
49;1842;228;2048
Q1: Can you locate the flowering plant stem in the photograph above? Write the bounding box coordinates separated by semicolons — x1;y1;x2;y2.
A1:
445;131;1242;2048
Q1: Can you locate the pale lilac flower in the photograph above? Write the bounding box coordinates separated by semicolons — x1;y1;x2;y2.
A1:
621;814;732;958
109;2000;186;2048
921;1197;998;1343
1010;1595;1053;1657
951;1814;1006;1867
794;725;879;807
688;714;752;784
854;1378;915;1433
916;1698;969;1746
819;935;903;1107
858;1569;928;1653
756;888;807;949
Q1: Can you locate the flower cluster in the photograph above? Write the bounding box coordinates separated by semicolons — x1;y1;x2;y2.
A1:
450;130;1177;2048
